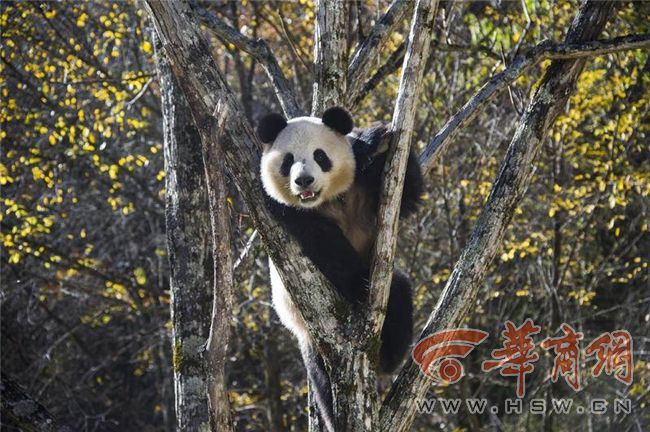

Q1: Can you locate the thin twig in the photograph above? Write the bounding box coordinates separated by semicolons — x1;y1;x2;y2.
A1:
192;1;303;117
419;33;650;175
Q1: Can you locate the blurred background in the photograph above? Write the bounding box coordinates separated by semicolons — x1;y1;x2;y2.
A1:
1;1;648;431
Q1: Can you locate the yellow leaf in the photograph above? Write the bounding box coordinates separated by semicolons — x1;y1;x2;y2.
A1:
76;13;87;27
141;41;152;54
134;267;147;286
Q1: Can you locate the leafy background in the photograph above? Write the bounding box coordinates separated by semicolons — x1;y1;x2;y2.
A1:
1;1;648;431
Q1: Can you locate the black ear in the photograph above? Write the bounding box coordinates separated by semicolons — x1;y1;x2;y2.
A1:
322;107;353;135
257;113;287;143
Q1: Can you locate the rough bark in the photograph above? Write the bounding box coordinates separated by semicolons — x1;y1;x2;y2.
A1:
312;0;349;114
159;37;234;432
144;0;343;360
346;0;410;105
379;2;615;431
193;3;303;118
159;51;213;432
367;0;438;350
202;102;235;432
0;374;71;432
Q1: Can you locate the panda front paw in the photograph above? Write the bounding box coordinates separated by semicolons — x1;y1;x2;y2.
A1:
372;129;393;156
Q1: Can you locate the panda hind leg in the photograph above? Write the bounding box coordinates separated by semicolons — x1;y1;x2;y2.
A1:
301;342;335;432
379;269;414;374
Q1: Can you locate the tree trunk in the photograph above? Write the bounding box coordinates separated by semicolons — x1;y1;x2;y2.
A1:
0;374;71;432
159;52;213;432
144;1;644;431
379;2;615;430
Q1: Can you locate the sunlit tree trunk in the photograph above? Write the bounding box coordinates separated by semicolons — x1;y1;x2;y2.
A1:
144;1;645;431
158;53;213;432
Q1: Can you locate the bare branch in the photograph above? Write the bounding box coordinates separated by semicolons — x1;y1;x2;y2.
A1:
419;33;650;174
351;41;406;107
158;49;213;431
144;1;343;355
312;0;349;114
380;2;616;430
203;100;235;431
193;2;303;118
346;0;411;105
1;374;72;432
366;0;439;349
233;229;258;271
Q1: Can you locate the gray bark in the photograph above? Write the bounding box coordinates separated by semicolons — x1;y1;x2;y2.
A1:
367;0;439;350
159;36;234;432
379;2;615;430
346;0;411;105
0;374;71;432
202;103;235;432
312;0;349;114
159;52;213;432
144;1;646;431
419;33;650;174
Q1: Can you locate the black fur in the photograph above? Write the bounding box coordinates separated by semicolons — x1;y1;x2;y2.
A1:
257;113;287;143
280;153;294;176
313;149;332;172
267;198;368;305
349;123;425;218
302;343;335;432
380;269;414;373
322;107;353;135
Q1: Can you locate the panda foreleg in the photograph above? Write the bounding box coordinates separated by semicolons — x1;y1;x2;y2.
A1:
301;342;335;432
379;269;414;373
398;151;424;218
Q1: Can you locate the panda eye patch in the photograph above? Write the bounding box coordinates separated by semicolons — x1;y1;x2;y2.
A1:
280;153;294;177
313;149;332;172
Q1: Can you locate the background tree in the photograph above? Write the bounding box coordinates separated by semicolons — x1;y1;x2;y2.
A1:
2;1;648;431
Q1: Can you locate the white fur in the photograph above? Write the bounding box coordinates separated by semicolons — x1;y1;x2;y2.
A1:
269;259;309;343
260;117;355;209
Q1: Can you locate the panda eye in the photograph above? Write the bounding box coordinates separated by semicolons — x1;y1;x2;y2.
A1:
280;153;294;177
313;149;332;172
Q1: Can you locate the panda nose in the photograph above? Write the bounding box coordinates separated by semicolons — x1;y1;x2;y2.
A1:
294;175;314;187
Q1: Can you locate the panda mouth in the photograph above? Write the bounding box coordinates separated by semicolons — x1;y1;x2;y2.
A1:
298;190;320;202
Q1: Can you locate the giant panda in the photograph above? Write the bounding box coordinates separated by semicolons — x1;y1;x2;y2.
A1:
257;107;423;431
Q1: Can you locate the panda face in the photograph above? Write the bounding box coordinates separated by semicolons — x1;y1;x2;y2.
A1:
260;117;356;209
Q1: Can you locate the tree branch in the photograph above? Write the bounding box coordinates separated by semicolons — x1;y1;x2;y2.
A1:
158;48;214;431
346;0;411;105
312;0;349;114
380;2;616;430
144;1;343;356
0;374;71;432
366;0;439;350
351;41;406;107
419;33;650;175
203;100;235;432
192;2;303;118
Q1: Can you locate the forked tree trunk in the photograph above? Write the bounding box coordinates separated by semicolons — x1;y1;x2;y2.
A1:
143;1;646;431
158;52;213;432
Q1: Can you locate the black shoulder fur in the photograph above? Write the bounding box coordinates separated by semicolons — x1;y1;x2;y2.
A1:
348;123;424;218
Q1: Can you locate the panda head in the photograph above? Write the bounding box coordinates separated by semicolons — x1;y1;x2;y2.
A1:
258;107;355;209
